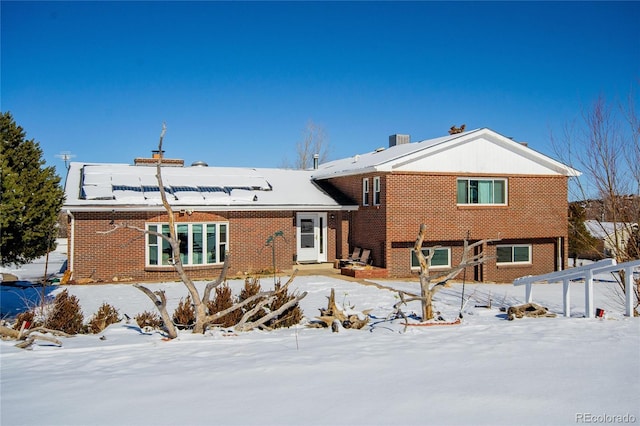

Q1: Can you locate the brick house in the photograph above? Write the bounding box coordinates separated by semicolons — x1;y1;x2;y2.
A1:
62;156;357;282
312;128;579;282
62;128;578;283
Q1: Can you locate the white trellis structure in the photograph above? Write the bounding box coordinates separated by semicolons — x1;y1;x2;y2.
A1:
513;259;640;318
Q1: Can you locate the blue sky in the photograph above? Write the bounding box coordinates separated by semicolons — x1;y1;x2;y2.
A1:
2;1;638;176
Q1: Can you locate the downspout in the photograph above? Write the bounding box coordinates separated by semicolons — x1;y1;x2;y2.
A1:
557;236;563;271
66;210;75;280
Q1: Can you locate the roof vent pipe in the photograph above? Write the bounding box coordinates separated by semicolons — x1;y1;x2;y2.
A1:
313;153;319;170
389;134;410;147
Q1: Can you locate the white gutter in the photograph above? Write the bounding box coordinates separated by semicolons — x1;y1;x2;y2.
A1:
62;204;359;213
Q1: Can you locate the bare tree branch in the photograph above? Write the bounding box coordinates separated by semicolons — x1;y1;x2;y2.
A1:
203;254;231;302
134;284;178;339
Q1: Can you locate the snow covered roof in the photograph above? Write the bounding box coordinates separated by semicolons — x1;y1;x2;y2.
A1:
585;220;638;239
62;127;579;212
63;162;356;212
312;128;581;179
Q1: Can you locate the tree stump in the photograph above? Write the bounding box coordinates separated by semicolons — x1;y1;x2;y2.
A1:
309;288;370;331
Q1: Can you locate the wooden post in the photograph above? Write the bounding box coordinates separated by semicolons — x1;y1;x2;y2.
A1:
585;269;594;318
562;278;571;318
624;266;634;317
525;283;533;303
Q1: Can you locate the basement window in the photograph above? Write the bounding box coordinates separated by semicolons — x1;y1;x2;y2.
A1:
411;247;451;270
457;178;506;205
146;222;228;266
496;244;531;264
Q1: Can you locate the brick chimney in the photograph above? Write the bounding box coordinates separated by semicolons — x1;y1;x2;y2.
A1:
134;150;184;167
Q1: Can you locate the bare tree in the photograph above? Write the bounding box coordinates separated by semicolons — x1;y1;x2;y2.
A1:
102;124;307;338
394;224;500;322
282;120;330;169
552;90;640;313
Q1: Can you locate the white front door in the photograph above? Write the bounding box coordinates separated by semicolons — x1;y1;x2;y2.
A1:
296;213;327;263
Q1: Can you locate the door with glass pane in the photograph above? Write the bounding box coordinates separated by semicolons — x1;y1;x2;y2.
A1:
296;213;327;263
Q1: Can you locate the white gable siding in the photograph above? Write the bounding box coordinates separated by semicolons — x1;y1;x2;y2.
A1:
392;137;567;175
313;128;579;179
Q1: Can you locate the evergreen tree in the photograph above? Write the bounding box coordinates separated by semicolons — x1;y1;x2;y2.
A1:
1;112;65;266
568;202;599;262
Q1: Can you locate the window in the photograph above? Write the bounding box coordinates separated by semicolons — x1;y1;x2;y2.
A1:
362;178;369;206
411;247;451;270
496;244;531;264
457;178;506;205
373;176;381;205
146;222;228;266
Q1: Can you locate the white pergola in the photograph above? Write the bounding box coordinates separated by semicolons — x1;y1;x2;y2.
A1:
513;259;640;318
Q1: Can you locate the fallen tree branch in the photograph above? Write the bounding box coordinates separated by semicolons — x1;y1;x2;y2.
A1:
1;324;67;349
15;333;63;349
507;303;557;320
235;291;308;332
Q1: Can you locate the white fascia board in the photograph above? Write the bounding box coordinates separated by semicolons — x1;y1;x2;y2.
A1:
312;165;380;179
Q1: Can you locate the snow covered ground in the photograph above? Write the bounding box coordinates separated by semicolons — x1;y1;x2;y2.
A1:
1;246;639;426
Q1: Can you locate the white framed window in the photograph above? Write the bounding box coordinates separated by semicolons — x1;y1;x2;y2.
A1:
496;244;531;264
362;178;369;206
457;178;507;205
411;247;451;270
373;176;381;205
146;222;228;266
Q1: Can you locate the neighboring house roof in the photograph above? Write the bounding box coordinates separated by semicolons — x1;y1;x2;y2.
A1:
584;220;638;240
312;128;581;179
63;162;357;212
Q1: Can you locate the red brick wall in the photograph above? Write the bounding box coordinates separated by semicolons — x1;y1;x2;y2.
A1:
327;172;569;281
67;170;568;283
69;210;339;283
330;174;387;267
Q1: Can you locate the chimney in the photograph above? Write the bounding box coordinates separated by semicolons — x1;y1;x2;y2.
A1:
389;134;410;148
313;153;319;170
134;150;184;167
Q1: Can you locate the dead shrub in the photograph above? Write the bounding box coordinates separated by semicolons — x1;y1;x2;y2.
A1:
239;277;263;322
135;310;163;329
267;280;303;329
207;284;243;327
173;296;195;329
87;303;121;333
238;277;303;329
12;310;42;330
45;289;84;334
